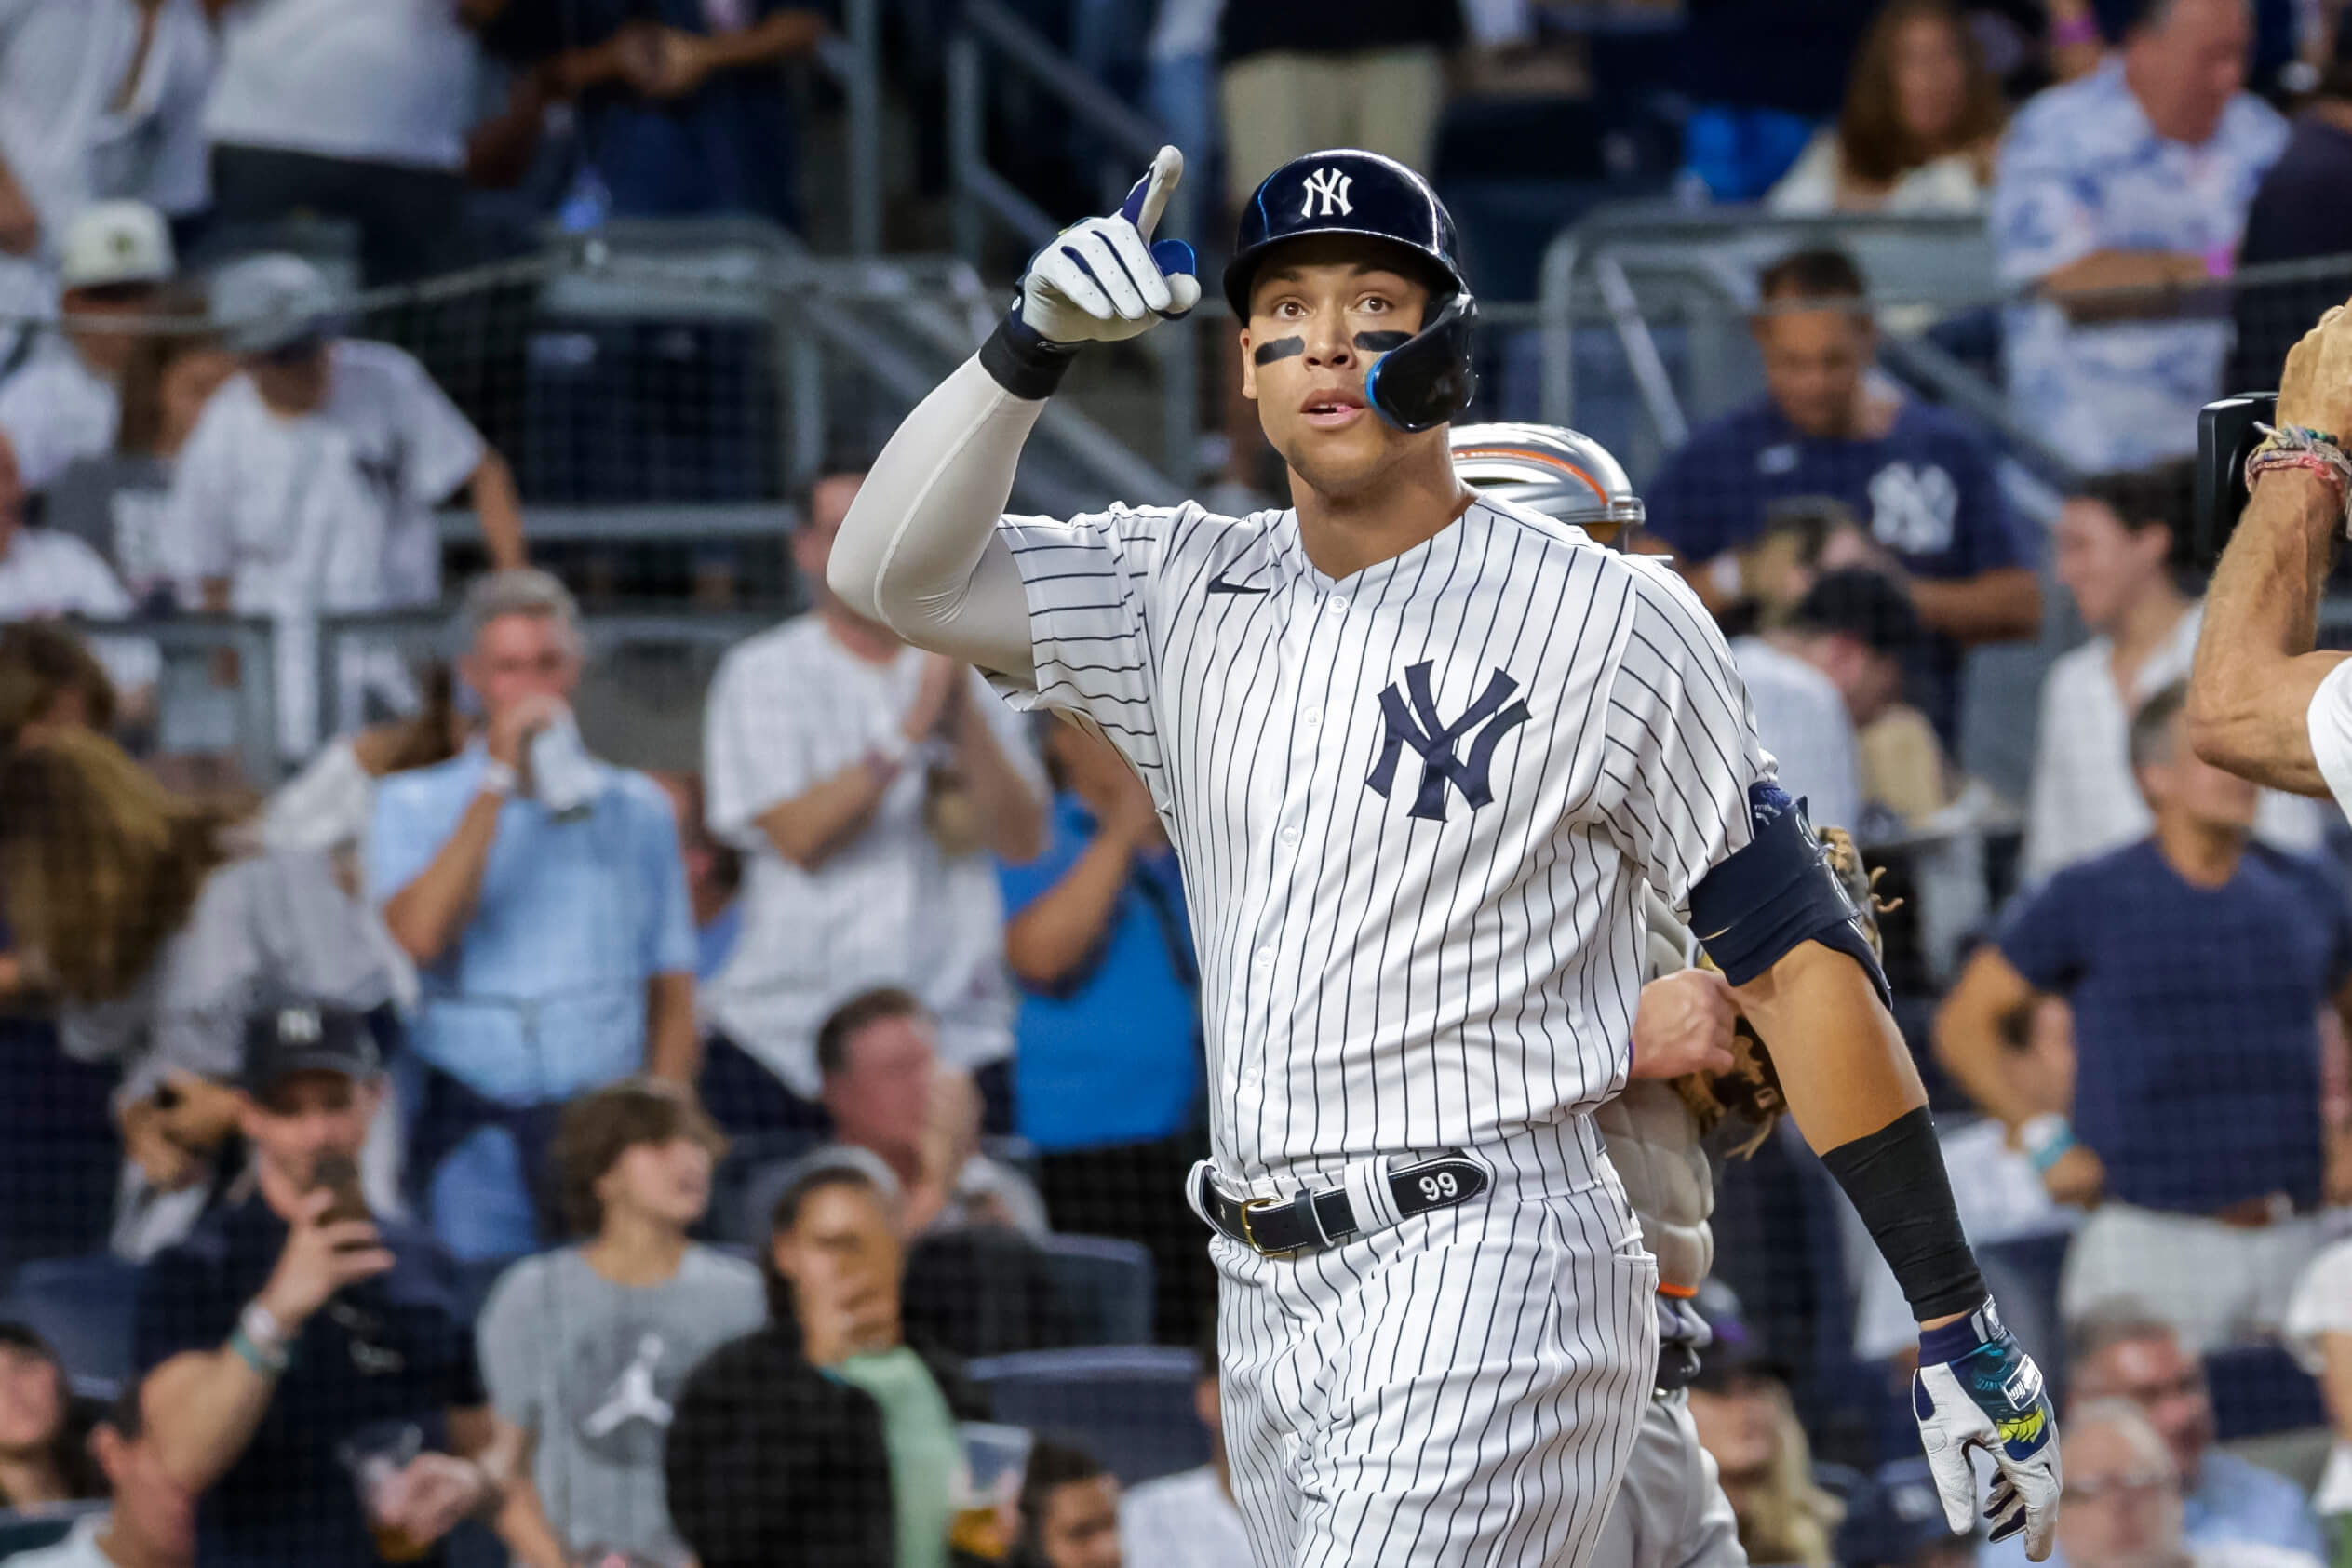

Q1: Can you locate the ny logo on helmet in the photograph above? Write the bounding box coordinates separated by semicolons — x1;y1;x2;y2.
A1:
1366;663;1531;821
1300;168;1353;219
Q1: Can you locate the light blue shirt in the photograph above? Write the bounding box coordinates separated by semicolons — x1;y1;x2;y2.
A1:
1977;1448;2327;1568
367;744;697;1103
1993;59;2286;470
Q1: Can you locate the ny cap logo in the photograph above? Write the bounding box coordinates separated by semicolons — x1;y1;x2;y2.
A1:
277;1005;322;1044
1300;168;1353;219
1366;663;1531;821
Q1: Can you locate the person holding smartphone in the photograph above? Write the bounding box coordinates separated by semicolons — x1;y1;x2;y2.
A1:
130;998;556;1568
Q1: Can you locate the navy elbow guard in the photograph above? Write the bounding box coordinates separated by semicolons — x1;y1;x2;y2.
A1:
1687;784;1891;1011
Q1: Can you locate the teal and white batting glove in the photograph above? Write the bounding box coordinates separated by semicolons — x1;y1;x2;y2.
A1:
1915;1301;2063;1561
1011;144;1202;348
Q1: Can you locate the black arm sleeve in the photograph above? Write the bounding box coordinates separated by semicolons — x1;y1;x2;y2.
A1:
1819;1106;1988;1323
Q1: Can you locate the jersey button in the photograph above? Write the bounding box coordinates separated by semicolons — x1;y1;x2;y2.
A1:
1279;825;1300;845
1255;947;1274;968
1301;707;1321;729
1327;596;1349;615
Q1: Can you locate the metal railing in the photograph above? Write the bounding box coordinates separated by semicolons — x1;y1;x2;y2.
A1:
811;0;883;255
946;0;1201;484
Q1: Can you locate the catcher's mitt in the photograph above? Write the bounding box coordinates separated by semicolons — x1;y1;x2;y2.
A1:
1671;824;1894;1157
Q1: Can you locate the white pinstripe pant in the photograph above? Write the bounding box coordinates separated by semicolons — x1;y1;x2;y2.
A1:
1214;1117;1660;1568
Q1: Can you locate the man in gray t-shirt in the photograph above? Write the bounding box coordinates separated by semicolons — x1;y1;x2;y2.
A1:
476;1081;766;1566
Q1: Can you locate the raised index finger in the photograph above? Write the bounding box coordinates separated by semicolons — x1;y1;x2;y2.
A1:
1119;145;1186;243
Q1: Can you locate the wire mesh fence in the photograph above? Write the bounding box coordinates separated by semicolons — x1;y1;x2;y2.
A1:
1;222;2349;1568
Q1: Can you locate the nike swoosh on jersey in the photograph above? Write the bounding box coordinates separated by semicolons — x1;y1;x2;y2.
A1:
1207;571;1269;595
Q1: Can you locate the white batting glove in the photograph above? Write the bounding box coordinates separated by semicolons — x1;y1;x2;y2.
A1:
1914;1303;2063;1561
1012;145;1203;348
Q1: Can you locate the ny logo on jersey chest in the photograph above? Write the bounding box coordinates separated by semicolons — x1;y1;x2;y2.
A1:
1365;663;1531;821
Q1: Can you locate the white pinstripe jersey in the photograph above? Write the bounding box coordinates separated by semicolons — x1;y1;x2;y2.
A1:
988;494;1774;1180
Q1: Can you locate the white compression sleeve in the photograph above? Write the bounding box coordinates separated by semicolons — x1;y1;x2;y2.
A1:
827;354;1043;681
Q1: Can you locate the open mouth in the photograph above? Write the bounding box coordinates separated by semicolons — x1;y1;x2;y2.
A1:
1301;388;1366;428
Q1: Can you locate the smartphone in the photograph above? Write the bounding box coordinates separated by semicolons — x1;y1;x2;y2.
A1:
311;1151;371;1232
2193;392;2277;567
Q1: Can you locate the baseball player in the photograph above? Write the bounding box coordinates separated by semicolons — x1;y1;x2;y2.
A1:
827;146;2061;1567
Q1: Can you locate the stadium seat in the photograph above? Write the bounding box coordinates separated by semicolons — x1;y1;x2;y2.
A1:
1038;1234;1154;1346
0;1502;104;1557
0;1253;142;1387
2204;1344;2328;1442
967;1347;1209;1486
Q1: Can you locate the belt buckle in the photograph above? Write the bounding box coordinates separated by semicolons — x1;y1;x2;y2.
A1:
1236;1196;1299;1257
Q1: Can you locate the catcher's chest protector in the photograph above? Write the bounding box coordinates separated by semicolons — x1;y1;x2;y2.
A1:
1594;891;1716;1295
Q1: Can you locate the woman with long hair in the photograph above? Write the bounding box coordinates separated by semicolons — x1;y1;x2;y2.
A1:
0;1323;103;1509
1687;1360;1848;1567
0;729;400;1255
1769;0;2007;215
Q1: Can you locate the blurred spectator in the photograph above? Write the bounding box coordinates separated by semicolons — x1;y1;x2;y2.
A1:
1644;248;2037;744
815;987;1047;1238
1993;0;2285;471
370;570;697;1261
1119;1325;1249;1568
648;772;743;984
43;296;233;610
2285;1240;2352;1534
1001;716;1207;1340
701;470;1044;1139
1684;1298;1846;1568
1936;684;2352;1353
1767;0;2006;214
1015;1441;1121;1568
132;998;532;1567
202;0;492;285
2023;462;2321;885
665;1152;980;1568
0;0;212;331
1726;581;1866;831
0;1324;103;1508
261;663;466;864
0;729;401;1257
2229;17;2352;391
1848;993;2076;1362
2048;1399;2322;1568
0;621;117;754
475;1079;765;1567
0;202;179;496
1766;569;1946;824
1215;1;1457;213
1;1374;195;1568
480;1;825;229
168;253;526;761
1835;1457;1973;1568
0;433;158;717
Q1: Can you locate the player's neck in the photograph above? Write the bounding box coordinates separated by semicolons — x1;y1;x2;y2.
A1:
1290;457;1476;581
584;1209;691;1287
2151;812;2244;888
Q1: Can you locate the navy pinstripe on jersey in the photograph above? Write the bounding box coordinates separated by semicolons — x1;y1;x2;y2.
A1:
987;495;1772;1181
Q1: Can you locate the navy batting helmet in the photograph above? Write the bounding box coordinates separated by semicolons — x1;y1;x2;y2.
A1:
1225;150;1476;435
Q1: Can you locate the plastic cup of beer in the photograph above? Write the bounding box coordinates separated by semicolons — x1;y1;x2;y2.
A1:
948;1422;1034;1561
336;1420;429;1562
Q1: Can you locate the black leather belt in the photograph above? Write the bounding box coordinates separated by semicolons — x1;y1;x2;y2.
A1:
1195;1151;1490;1256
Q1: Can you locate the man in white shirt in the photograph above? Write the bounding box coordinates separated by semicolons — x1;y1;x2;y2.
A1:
0;201;178;495
0;423;158;708
1728;633;1863;833
2025;462;2318;884
0;0;213;340
2;1375;193;1568
1119;1328;1252;1568
203;0;481;284
700;469;1045;1135
168;253;525;759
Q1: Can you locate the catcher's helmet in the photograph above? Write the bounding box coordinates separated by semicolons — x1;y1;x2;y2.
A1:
1449;422;1646;543
1225;150;1476;434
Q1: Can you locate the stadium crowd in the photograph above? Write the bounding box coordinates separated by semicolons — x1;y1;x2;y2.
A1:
1;0;2351;1566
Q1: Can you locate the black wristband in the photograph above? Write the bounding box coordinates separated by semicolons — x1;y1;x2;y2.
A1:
1819;1105;1987;1322
979;317;1077;400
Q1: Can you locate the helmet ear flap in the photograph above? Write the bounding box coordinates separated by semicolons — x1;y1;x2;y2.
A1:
1365;292;1479;434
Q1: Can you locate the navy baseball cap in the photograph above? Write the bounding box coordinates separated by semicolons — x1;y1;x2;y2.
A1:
1688;1280;1793;1390
241;998;380;1094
